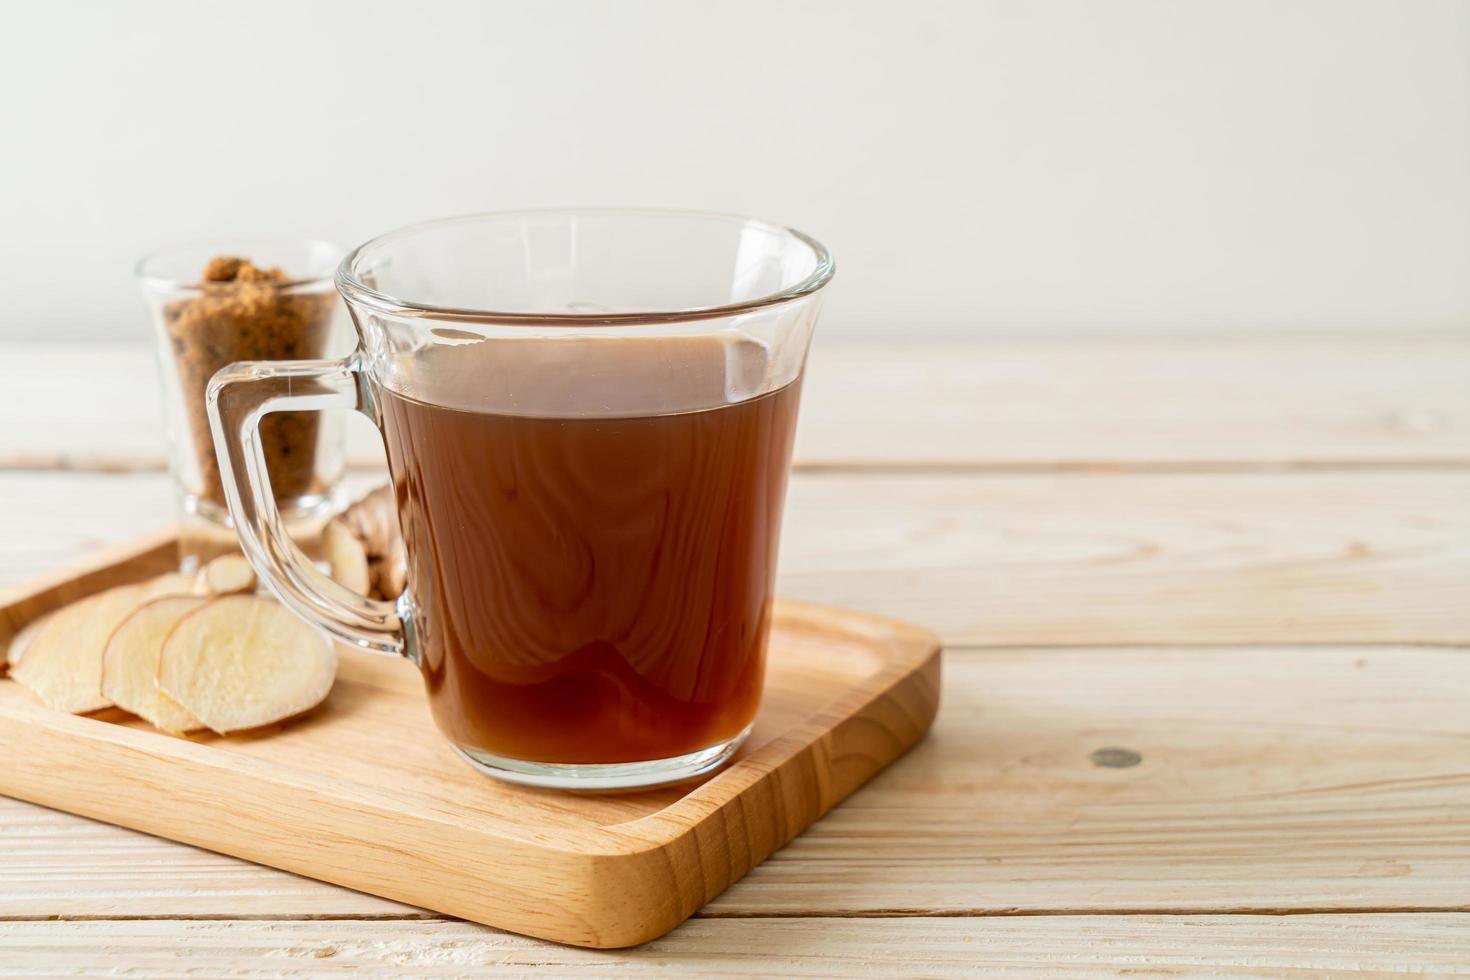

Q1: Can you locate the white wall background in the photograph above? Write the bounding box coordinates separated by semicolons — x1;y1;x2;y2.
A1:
2;0;1467;343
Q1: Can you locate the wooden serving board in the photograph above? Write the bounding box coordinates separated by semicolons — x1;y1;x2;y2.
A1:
0;530;941;948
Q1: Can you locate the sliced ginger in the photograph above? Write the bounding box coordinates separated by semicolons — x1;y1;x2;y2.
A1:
159;595;335;734
9;569;194;708
5;571;193;676
5;610;52;670
5;614;46;675
323;517;371;596
142;572;201;600
199;554;256;595
11;583;148;713
101;596;209;735
12;571;335;734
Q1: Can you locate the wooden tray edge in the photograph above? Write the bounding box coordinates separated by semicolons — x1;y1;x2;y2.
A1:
603;607;941;944
0;530;942;948
1;527;177;646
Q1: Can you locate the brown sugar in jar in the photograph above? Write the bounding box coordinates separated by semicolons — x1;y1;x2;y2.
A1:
163;256;338;509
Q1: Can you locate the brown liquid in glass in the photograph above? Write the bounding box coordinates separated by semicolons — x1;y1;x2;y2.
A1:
377;336;802;764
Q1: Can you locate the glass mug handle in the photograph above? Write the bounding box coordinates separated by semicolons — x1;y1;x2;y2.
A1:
206;356;405;657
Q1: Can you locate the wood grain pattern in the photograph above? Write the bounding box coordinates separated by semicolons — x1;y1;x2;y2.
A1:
800;336;1470;468
780;469;1470;645
6;338;1468;471
5;645;1469;921
713;644;1470;916
3;336;1467;971
4;915;1469;977
0;794;409;918
0;535;940;948
8;469;1467;647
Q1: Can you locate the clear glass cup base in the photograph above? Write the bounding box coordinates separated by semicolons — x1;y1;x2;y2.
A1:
182;488;345;528
177;488;346;572
451;723;754;791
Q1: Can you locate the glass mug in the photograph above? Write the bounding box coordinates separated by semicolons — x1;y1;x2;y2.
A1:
207;210;834;790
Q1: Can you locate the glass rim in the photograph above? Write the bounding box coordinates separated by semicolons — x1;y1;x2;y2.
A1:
335;208;836;326
134;237;343;293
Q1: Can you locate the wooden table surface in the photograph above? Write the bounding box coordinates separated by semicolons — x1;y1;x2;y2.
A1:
3;337;1468;976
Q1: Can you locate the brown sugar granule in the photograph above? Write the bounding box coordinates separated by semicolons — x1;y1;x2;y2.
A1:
165;257;336;509
201;256;243;281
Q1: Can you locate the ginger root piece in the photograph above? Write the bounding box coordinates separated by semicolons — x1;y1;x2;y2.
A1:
200;554;257;595
158;595;335;734
323;518;370;596
339;485;406;600
11;584;147;713
102;596;209;735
